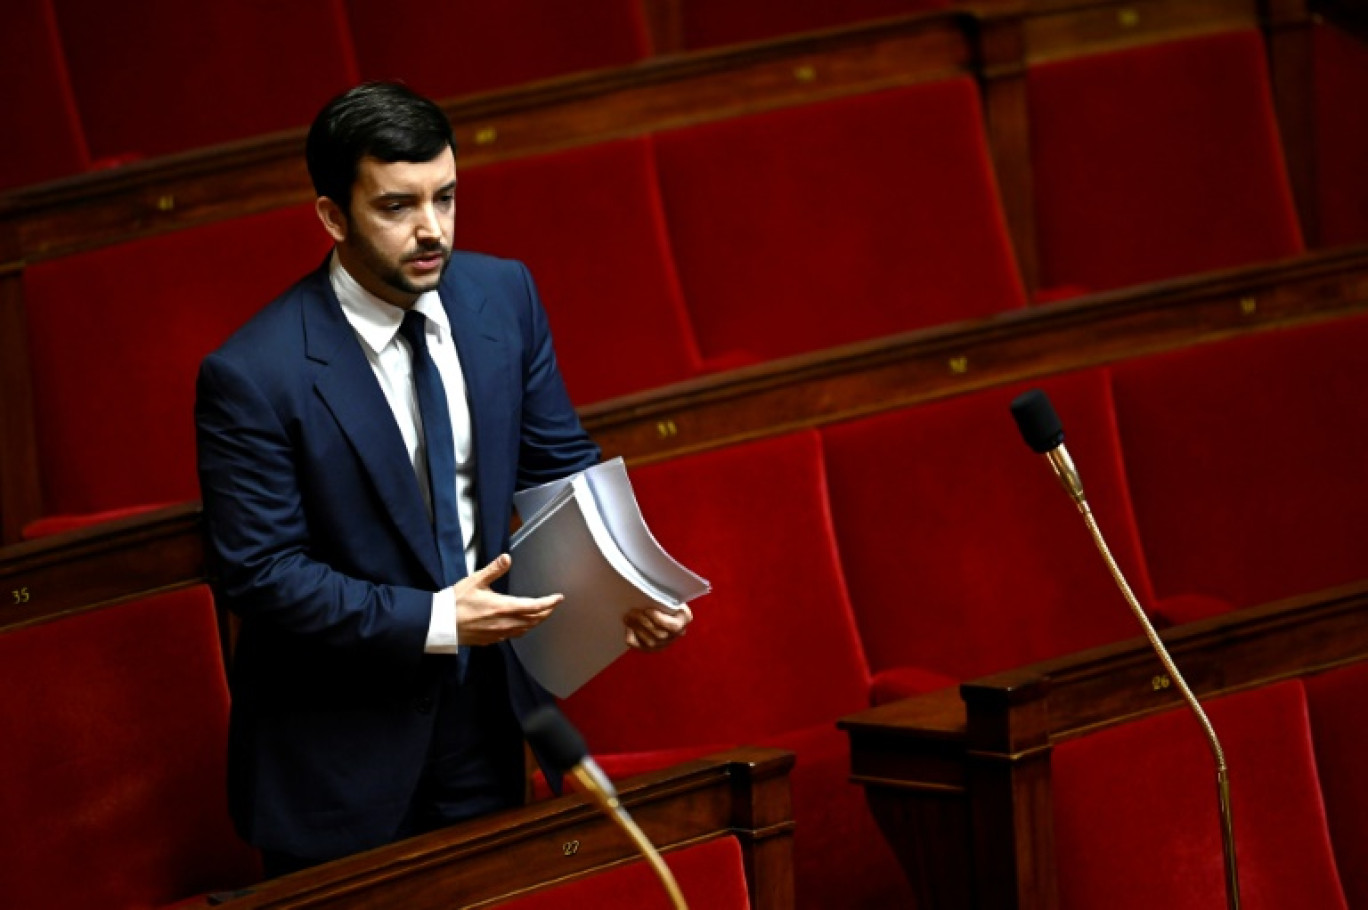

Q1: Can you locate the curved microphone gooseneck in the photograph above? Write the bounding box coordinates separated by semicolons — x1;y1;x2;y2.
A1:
523;706;689;910
1010;389;1240;910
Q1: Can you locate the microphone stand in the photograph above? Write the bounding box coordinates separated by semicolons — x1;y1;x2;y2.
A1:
570;764;688;910
1045;447;1240;910
524;706;688;910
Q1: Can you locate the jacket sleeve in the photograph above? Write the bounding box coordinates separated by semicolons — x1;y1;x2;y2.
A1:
195;350;432;666
512;260;602;489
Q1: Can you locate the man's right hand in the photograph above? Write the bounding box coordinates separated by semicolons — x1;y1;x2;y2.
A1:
454;553;561;646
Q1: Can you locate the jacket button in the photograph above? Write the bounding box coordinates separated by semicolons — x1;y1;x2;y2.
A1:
415;696;434;714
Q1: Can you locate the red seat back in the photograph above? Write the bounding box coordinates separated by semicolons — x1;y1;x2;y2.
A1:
456;138;702;404
821;369;1157;683
50;0;354;162
0;589;261;909
562;430;871;752
1110;315;1368;609
1051;681;1347;909
1306;661;1368;910
0;0;88;191
1029;30;1303;294
1313;22;1368;247
23;205;329;520
653;81;1026;367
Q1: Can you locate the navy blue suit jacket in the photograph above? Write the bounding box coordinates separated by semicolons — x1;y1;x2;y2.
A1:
195;252;600;857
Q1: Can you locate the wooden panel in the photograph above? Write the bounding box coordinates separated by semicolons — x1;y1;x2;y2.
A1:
0;502;204;632
1023;0;1259;63
214;747;796;910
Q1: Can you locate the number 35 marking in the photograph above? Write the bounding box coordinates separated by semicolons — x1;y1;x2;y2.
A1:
11;587;30;604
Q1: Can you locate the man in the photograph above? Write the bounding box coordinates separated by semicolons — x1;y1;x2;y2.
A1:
196;82;690;877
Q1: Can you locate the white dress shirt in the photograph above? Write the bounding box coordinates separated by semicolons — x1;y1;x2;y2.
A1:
330;253;473;653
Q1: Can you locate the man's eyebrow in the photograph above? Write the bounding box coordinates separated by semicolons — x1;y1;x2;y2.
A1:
372;181;456;202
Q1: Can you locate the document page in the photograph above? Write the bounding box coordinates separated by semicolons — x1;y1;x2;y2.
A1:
507;459;710;696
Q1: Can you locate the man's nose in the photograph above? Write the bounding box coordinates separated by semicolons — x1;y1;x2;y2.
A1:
415;203;443;240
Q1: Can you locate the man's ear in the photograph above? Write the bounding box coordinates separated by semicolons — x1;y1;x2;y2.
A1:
315;197;348;243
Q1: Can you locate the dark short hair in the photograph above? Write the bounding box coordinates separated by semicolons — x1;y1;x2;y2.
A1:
305;82;456;214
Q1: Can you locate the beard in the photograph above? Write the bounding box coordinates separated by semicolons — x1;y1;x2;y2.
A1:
353;230;452;299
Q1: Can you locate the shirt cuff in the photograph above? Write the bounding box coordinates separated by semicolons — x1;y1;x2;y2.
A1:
424;588;460;654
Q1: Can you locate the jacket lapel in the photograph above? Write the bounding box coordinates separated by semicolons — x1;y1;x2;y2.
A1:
442;264;517;569
300;265;446;587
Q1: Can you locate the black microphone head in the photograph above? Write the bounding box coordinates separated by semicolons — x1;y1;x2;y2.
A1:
522;705;588;773
1010;389;1065;454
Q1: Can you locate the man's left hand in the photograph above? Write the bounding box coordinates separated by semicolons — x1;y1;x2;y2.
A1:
624;604;693;652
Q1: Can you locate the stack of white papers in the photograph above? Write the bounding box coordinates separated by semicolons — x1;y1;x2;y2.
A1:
508;458;710;697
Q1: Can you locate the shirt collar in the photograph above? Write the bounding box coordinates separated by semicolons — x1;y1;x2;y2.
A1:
329;250;451;355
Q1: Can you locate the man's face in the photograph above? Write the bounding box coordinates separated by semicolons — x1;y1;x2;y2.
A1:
320;146;457;308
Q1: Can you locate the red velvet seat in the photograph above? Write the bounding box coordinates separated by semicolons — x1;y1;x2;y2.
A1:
653;80;1026;368
1109;315;1368;610
1313;22;1368;248
0;588;261;909
820;369;1216;703
49;0;355;163
455;138;702;404
491;835;751;909
1028;29;1304;296
0;0;89;192
22;205;330;526
1051;681;1348;909
679;0;950;50
348;0;649;100
560;431;913;909
1305;660;1368;910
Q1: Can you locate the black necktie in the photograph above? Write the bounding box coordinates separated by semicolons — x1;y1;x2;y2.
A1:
399;310;466;587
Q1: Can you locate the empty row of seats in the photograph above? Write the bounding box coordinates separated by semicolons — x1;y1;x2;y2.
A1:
0;582;763;910
1051;665;1368;907
554;311;1368;905
0;588;260;908
0;0;952;193
18;28;1319;532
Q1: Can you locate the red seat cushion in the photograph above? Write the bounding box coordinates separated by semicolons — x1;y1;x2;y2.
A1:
456;138;702;403
1029;30;1303;295
0;589;261;908
1110;315;1368;609
491;835;751;909
23;205;329;519
0;0;88;191
348;0;649;100
1052;681;1347;909
822;369;1164;683
51;0;354;162
654;80;1026;366
1313;22;1368;247
1305;661;1368;910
